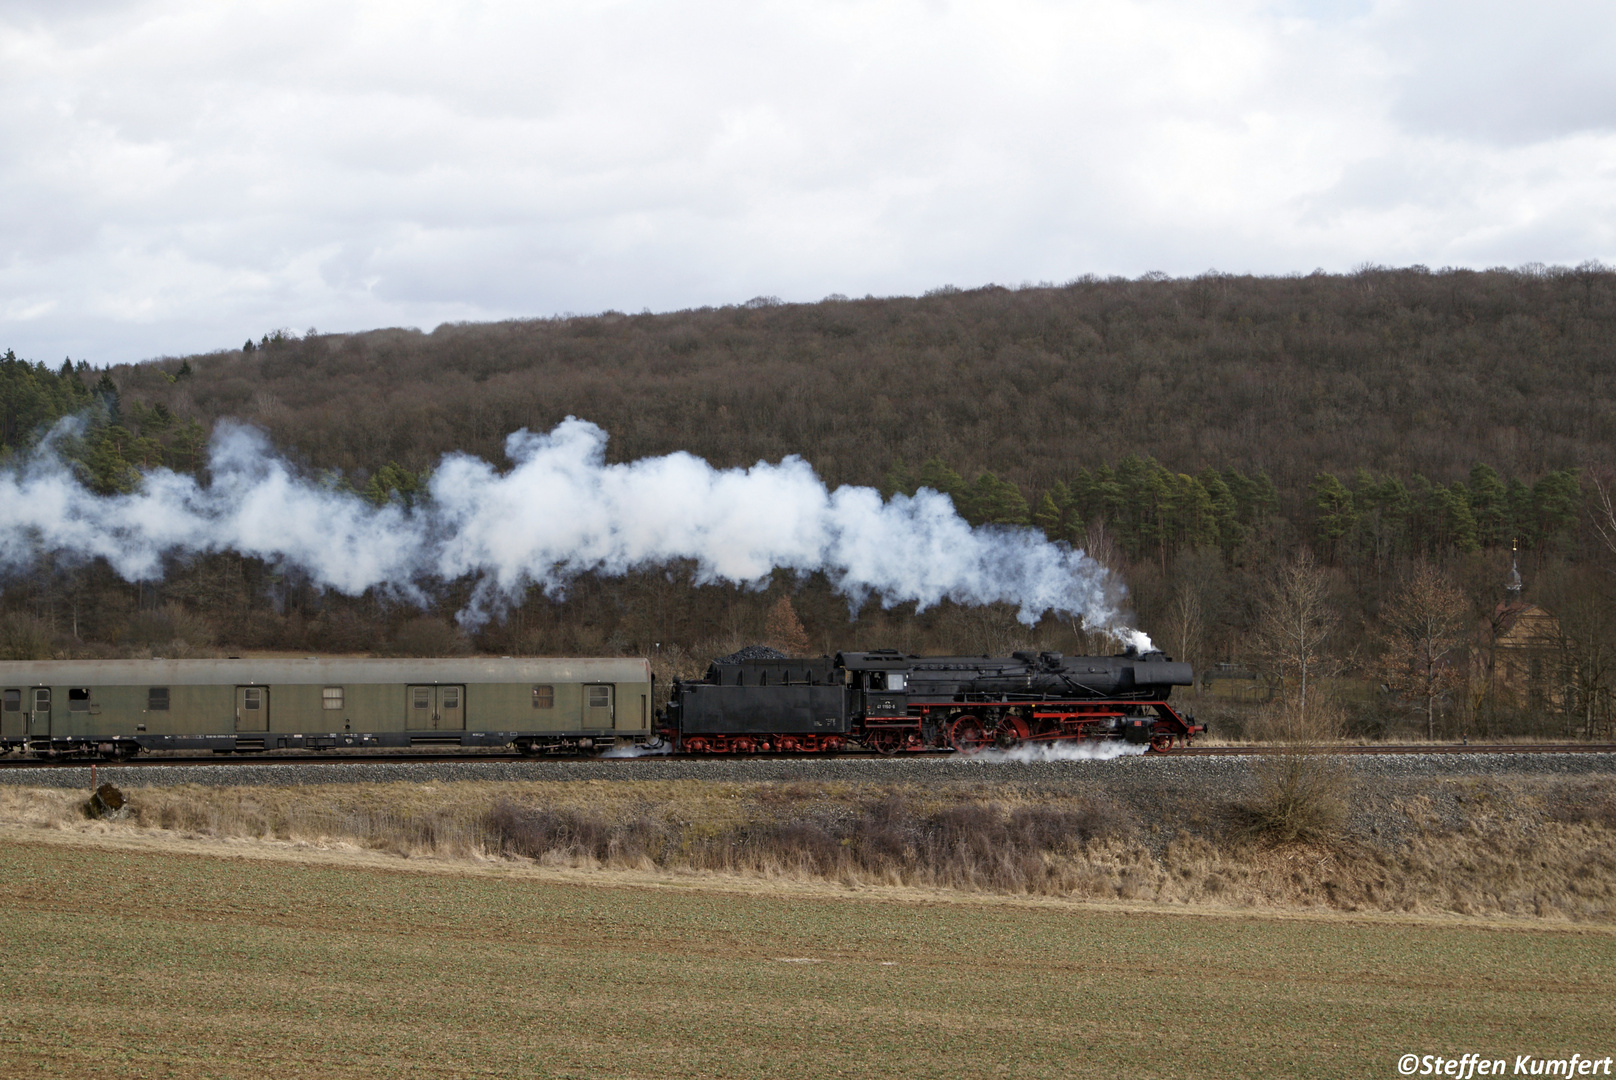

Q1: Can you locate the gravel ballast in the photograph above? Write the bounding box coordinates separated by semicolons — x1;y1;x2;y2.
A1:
3;750;1610;792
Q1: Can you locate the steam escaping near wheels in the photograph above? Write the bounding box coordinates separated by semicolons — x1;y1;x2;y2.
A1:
0;415;1148;641
961;740;1150;763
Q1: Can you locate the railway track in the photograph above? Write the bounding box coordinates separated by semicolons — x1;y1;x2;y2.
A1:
0;743;1611;769
1174;743;1616;757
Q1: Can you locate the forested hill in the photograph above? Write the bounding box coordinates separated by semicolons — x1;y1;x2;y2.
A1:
4;265;1616;740
88;264;1616;497
52;264;1616;565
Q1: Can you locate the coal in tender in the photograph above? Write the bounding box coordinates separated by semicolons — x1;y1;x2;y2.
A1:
713;644;790;664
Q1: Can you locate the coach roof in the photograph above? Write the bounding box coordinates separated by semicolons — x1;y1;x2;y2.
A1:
0;657;652;687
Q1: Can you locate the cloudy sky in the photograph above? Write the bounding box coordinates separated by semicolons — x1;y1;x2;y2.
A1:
2;0;1613;365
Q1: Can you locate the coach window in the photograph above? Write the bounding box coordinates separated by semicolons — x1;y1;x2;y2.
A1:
3;690;18;713
147;688;170;711
588;686;611;709
532;685;554;709
69;688;91;712
323;687;344;711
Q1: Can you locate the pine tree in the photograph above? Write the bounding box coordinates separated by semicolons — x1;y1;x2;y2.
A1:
1198;468;1244;551
1469;463;1508;547
1308;473;1358;559
881;458;916;499
968;472;1029;526
1033;491;1064;537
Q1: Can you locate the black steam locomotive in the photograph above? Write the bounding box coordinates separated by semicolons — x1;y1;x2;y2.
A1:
664;648;1203;754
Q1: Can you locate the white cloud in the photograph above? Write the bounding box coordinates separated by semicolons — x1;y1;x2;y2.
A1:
1;0;1613;364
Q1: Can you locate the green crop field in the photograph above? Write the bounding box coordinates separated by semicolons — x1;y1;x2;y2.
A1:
0;838;1610;1079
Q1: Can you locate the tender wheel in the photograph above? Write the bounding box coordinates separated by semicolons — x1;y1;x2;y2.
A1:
949;716;986;755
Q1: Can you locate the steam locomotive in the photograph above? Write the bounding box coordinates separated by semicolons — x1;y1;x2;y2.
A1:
665;648;1203;754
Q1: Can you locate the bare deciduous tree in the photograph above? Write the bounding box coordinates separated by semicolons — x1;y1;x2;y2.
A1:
1377;563;1469;740
1163;579;1204;677
1539;567;1616;740
1593;471;1616;560
1252;550;1341;741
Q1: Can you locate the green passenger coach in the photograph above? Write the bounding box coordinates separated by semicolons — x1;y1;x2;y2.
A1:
0;657;655;759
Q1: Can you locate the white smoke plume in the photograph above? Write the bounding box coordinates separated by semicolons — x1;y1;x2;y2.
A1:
959;740;1151;764
0;416;1149;642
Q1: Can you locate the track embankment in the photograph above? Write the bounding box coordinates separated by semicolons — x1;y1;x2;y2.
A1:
0;748;1610;791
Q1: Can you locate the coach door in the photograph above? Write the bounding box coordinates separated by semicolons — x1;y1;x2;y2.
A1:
582;684;614;729
407;686;465;731
29;688;51;737
438;686;464;730
2;689;22;740
235;686;269;732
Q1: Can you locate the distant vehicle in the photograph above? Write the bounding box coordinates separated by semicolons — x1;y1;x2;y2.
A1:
0;657;653;759
667;648;1203;754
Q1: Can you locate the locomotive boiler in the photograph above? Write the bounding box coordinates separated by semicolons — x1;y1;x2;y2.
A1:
666;648;1203;754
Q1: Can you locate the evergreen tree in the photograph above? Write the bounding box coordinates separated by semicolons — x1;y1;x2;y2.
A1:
1092;464;1126;525
1469;463;1509;547
1442;481;1479;553
1506;477;1534;544
364;463;426;507
1307;472;1358;555
1532;470;1582;546
967;472;1030;526
1033;491;1064;537
916;457;964;497
881;458;916;499
1198;468;1244;551
1173;472;1217;549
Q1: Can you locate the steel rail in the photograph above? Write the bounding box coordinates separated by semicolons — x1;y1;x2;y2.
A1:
0;743;1611;769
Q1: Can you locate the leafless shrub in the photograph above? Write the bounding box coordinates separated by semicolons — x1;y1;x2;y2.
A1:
0;612;53;660
484;802;664;863
1241;753;1349;843
123;603;215;656
1547;783;1616;829
386;616;472;657
482;792;1132;894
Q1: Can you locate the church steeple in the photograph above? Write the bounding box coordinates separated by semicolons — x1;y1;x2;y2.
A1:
1505;539;1522;601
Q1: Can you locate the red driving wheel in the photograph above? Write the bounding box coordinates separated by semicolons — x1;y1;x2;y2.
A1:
950;716;986;755
996;715;1030;750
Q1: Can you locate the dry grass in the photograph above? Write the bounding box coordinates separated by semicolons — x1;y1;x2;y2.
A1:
2;775;1613;921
